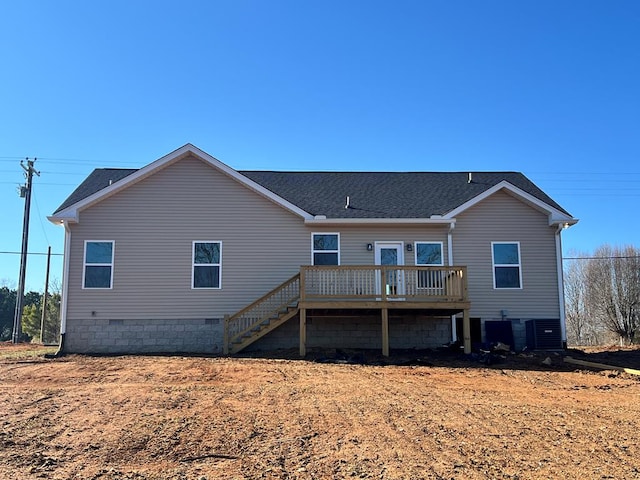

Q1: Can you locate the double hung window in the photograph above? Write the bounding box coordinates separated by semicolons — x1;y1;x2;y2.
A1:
312;233;340;265
415;242;444;290
492;242;522;289
83;241;114;289
193;241;222;289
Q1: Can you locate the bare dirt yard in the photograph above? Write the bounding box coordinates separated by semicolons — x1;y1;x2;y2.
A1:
1;343;639;480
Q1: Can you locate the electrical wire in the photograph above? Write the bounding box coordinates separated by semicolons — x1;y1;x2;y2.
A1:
0;251;63;256
31;192;51;246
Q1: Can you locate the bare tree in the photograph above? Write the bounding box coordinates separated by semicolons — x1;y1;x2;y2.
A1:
565;256;587;345
586;245;640;345
565;254;606;345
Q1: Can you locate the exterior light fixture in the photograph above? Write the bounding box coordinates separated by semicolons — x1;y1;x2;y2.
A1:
406;243;413;252
366;243;373;251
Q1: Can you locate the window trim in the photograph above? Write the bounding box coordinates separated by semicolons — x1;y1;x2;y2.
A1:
491;241;523;290
82;240;114;289
414;241;444;266
414;241;444;291
192;241;222;290
311;232;340;266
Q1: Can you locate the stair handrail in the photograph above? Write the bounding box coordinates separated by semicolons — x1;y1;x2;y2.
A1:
224;273;300;353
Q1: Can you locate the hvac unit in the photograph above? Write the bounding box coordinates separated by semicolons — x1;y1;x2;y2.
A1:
525;319;563;350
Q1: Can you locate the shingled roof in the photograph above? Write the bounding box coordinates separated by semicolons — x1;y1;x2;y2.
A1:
54;166;570;218
241;170;569;218
54;168;138;213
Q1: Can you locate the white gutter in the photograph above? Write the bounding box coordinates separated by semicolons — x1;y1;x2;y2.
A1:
59;221;71;337
305;217;457;226
448;221;457;342
555;223;568;347
47;214;78;225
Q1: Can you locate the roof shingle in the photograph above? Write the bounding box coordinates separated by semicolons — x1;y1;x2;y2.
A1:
54;167;570;218
240;170;569;218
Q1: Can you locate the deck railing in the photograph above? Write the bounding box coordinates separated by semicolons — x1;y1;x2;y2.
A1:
300;265;467;303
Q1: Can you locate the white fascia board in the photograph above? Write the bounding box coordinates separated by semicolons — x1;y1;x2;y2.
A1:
305;218;456;226
47;214;77;225
48;143;314;224
442;180;578;225
550;218;579;227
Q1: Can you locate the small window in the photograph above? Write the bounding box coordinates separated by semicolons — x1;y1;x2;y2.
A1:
193;242;222;289
312;233;339;265
83;241;114;289
415;242;443;290
492;242;522;289
415;242;443;266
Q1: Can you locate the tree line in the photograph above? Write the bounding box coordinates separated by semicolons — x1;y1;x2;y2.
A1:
564;245;640;346
0;286;61;343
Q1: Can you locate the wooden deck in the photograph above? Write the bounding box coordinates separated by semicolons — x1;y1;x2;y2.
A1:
224;266;471;356
298;266;471;356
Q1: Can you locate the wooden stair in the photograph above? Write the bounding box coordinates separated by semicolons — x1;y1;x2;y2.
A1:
224;274;300;355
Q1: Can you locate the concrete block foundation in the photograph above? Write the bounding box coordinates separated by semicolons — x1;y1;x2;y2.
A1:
64;318;223;354
247;312;451;353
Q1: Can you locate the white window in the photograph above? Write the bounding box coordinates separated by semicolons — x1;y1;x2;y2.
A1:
492;242;522;289
415;242;443;266
312;233;339;265
415;242;444;290
193;241;222;289
83;241;114;289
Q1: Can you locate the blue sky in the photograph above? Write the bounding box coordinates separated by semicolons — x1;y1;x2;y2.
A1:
1;0;639;292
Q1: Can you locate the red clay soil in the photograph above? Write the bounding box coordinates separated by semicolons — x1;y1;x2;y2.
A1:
1;343;639;479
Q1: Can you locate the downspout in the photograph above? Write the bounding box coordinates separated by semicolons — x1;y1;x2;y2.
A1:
448;221;457;342
555;223;568;349
50;221;71;357
447;221;455;267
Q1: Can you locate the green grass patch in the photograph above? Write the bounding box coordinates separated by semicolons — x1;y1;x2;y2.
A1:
0;344;58;360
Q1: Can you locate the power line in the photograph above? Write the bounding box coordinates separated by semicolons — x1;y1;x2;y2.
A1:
528;171;640;176
0;250;63;256
32;191;51;245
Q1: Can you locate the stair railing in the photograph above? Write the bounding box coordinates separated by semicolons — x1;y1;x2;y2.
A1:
224;273;300;354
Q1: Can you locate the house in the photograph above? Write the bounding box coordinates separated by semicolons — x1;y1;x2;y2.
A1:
48;144;577;356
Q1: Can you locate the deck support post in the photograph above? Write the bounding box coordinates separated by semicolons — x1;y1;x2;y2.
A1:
381;307;389;357
463;309;471;354
299;308;306;357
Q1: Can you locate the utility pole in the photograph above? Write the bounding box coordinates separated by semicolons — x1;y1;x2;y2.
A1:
12;158;40;344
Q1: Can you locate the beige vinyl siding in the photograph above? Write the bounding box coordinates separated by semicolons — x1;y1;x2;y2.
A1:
452;190;560;319
66;156;558;325
324;226;450;266
67;151;453;322
67;155;310;320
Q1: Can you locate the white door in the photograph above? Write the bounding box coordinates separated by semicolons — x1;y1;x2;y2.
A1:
375;242;405;297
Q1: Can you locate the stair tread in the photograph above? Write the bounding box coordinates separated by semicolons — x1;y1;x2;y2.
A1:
226;295;300;354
